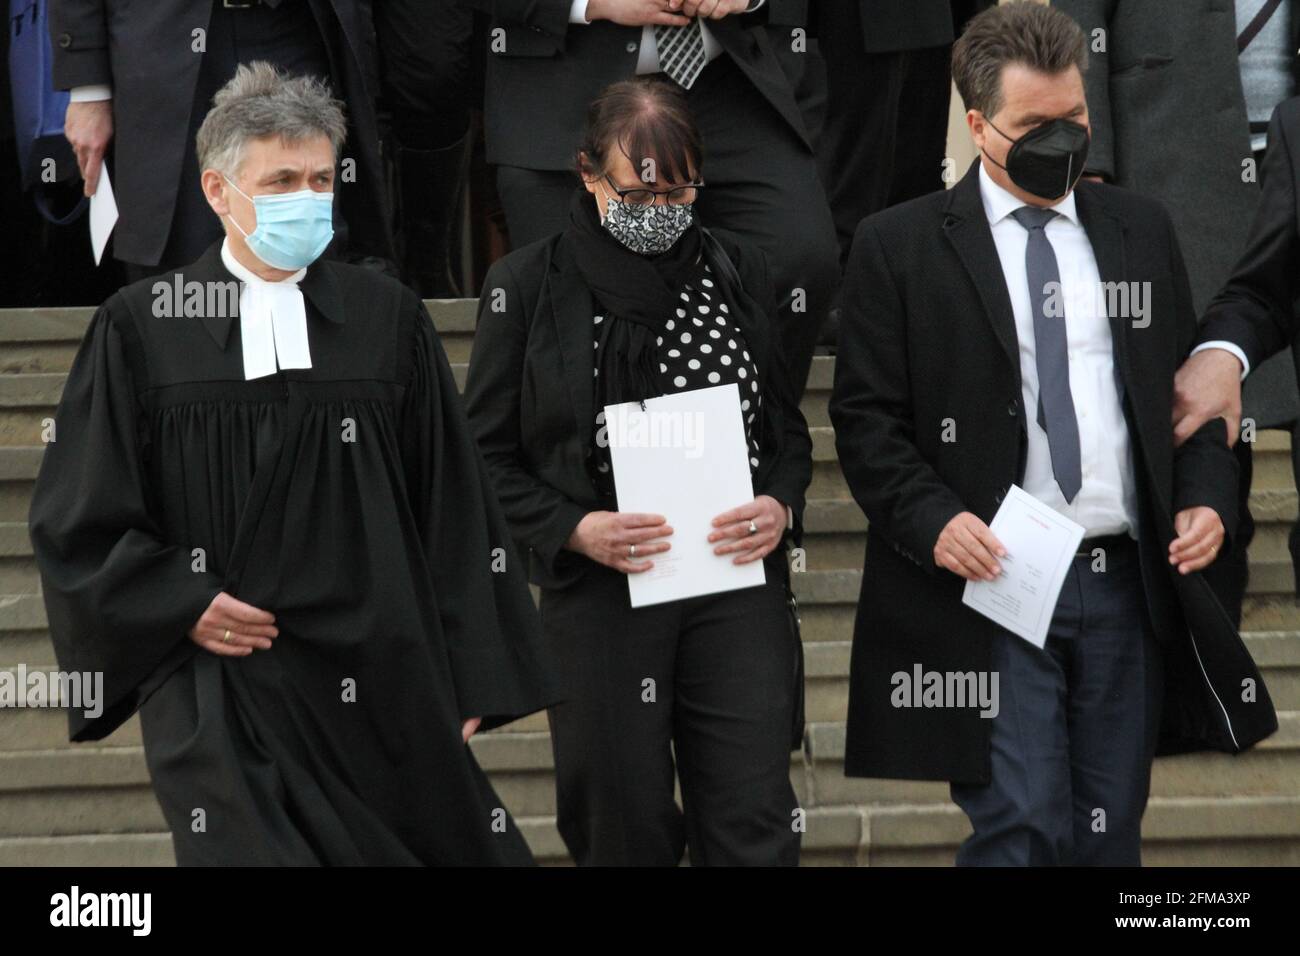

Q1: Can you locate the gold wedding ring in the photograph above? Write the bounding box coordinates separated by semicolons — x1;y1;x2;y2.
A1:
223;628;233;644
748;520;758;535
628;544;637;558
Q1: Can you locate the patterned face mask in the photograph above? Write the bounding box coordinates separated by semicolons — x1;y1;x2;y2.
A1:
599;181;695;256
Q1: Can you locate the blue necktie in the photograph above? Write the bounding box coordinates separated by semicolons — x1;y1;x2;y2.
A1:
1011;206;1082;503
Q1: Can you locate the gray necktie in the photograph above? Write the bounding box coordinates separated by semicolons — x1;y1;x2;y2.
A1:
1011;206;1082;503
654;19;708;90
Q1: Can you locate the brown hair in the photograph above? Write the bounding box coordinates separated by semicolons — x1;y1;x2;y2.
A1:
575;77;702;186
952;1;1088;118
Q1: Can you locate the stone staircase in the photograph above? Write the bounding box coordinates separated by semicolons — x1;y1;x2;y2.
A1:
2;304;1298;866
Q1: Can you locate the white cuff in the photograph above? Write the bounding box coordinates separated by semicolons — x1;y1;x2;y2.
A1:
1191;341;1250;381
569;0;590;23
785;504;794;532
70;84;113;103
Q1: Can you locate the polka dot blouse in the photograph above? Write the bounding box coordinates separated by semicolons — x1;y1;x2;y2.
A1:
588;260;763;494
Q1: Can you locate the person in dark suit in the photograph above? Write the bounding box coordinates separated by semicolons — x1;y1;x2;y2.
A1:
463;77;813;865
829;2;1277;866
1055;0;1300;630
52;0;394;278
458;0;838;400
1176;94;1300;596
814;0;994;267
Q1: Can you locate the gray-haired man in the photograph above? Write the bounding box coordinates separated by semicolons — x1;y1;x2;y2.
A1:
29;62;559;865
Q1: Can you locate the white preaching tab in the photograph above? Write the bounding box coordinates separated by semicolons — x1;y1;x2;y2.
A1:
605;382;765;608
220;240;311;380
961;484;1085;648
88;165;118;266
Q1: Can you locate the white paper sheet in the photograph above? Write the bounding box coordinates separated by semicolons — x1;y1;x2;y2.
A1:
961;484;1085;648
88;165;118;266
605;382;765;607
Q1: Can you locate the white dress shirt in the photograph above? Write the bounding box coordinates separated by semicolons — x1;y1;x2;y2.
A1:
220;238;313;381
979;163;1139;537
568;1;764;74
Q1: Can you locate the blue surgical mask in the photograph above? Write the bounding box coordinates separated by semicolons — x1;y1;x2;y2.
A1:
224;175;334;270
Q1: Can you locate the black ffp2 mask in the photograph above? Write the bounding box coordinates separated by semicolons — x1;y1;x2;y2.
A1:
983;117;1090;201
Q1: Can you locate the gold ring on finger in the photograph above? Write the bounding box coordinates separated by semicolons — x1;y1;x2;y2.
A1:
628;544;637;558
223;628;233;644
748;520;758;535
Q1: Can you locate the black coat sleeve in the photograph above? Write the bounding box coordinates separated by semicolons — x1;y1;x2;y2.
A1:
1167;210;1239;540
48;0;111;89
463;255;592;583
28;302;225;742
829;218;967;570
400;293;561;730
1199;103;1300;370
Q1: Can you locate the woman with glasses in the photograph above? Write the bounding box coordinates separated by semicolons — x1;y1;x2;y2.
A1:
464;77;813;866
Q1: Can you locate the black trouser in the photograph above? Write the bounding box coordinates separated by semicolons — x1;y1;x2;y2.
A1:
541;550;802;866
495;54;839;401
374;0;473;149
816;42;953;269
128;0;332;277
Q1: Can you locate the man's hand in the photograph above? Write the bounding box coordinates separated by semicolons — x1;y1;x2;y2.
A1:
189;592;278;657
671;0;752;18
708;494;786;564
586;0;691;26
64;100;114;197
567;510;673;573
1173;348;1243;447
1169;506;1225;575
462;717;482;743
934;512;1006;581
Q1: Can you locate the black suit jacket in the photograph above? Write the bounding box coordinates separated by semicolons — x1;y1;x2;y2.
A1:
829;161;1277;784
811;0;993;54
457;0;809;169
1201;96;1300;372
49;0;392;267
463;221;812;591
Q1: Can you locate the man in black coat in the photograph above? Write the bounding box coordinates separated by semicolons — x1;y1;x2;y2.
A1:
457;0;838;399
1175;95;1300;597
829;3;1276;866
52;0;394;277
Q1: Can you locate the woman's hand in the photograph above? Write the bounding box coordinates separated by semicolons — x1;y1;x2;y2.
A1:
708;495;786;564
462;717;482;743
567;511;674;573
189;591;278;657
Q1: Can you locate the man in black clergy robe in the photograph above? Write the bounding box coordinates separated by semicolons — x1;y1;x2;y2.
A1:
829;3;1277;865
27;62;559;865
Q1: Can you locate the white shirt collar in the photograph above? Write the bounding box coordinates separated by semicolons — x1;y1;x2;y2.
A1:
978;160;1080;227
220;237;307;285
220;238;313;380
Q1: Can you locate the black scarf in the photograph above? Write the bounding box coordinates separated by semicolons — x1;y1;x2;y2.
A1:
566;187;704;409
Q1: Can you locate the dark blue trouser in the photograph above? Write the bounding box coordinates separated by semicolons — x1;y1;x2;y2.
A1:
950;538;1164;866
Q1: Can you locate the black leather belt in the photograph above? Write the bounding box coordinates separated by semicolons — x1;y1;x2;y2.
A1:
1075;532;1135;558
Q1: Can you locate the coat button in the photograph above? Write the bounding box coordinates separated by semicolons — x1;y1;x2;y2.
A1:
1006;398;1019;416
626;41;638;53
57;32;72;48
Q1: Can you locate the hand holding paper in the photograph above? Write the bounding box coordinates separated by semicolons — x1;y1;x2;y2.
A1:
960;485;1085;648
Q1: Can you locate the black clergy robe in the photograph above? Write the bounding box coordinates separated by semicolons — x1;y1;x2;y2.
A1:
27;241;560;865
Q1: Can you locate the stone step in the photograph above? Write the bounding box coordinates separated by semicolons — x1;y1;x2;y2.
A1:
13;713;1293;834
1;794;1296;866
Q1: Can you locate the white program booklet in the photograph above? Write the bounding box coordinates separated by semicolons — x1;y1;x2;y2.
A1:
961;484;1085;648
89;166;119;266
605;382;765;608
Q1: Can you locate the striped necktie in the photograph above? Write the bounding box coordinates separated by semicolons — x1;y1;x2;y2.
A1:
654;19;708;90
